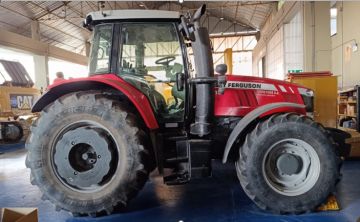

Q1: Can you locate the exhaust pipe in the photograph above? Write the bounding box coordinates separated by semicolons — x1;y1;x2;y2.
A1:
190;5;214;137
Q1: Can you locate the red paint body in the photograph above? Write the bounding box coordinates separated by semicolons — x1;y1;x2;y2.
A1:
48;74;159;129
215;75;306;117
45;73;306;129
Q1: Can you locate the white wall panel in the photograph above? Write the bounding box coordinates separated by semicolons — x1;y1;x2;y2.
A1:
266;27;284;80
284;11;303;73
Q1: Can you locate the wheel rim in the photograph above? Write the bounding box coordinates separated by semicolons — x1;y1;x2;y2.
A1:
51;121;119;192
262;138;320;196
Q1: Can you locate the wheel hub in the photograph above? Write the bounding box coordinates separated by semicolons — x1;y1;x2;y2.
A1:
69;143;98;172
276;153;303;175
262;139;321;196
53;127;114;190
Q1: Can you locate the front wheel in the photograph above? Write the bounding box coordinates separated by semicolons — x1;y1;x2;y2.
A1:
26;91;153;216
236;113;340;214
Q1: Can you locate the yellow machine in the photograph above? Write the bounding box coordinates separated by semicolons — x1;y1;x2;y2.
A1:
224;48;232;74
288;72;338;128
0;59;40;143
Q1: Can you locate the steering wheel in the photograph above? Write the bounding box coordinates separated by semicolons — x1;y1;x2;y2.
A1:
155;56;176;66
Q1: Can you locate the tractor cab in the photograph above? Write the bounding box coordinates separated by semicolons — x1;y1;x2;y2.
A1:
86;11;188;123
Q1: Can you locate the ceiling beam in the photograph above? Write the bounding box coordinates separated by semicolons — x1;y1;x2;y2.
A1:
151;1;168;9
209;31;257;38
234;1;240;22
162;2;255;30
249;5;258;25
33;2;69;20
85;1;96;11
63;2;85;18
0;29;87;65
180;1;276;11
0;4;82;51
15;2;87;42
106;1;113;10
39;21;84;42
27;1;90;33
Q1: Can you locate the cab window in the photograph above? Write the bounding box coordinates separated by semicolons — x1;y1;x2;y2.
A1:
119;23;185;122
89;24;113;74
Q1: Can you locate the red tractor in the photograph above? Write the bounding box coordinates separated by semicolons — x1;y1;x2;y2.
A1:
26;5;340;216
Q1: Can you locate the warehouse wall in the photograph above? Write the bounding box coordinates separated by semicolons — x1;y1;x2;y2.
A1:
266;27;284;79
252;8;275;77
284;11;303;73
253;2;331;80
252;2;302;79
331;2;360;89
303;2;331;72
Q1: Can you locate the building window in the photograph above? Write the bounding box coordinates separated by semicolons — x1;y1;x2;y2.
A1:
330;7;337;36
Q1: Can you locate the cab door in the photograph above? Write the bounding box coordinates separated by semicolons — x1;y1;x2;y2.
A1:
117;22;186;124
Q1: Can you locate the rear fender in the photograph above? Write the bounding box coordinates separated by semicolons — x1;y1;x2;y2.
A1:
32;76;159;129
222;102;305;163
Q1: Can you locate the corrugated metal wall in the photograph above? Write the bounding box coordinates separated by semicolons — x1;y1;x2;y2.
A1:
284;11;303;73
266;27;284;80
264;11;303;80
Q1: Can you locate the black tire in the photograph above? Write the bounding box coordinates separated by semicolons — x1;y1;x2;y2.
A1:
236;113;341;214
25;91;153;216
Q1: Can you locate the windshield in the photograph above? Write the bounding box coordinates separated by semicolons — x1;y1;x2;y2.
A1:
89;24;113;74
119;23;185;122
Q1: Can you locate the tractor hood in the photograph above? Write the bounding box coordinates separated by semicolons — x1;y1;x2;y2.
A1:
214;75;312;117
225;75;306;90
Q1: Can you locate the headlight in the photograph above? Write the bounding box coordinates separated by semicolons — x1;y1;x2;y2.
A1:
298;88;314;112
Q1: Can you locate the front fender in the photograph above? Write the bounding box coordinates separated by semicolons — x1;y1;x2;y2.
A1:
32;74;159;129
222;102;305;163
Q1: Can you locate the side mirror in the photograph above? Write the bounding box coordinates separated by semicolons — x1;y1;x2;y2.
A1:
176;73;185;91
215;64;227;75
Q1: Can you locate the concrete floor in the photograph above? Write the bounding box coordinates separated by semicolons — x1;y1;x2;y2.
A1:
1;144;360;222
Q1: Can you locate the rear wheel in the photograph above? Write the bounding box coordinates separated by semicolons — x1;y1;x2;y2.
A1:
26;91;153;216
236;113;340;214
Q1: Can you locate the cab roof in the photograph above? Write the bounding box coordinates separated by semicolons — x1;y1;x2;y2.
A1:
86;10;181;21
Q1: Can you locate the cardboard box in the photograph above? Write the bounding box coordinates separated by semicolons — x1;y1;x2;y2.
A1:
347;104;357;117
1;208;38;222
342;127;360;158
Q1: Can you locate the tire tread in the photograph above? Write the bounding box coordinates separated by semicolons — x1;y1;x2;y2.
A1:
237;113;341;214
26;91;153;216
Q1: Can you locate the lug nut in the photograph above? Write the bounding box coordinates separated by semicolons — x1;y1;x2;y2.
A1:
71;141;75;145
98;155;101;159
74;172;78;175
